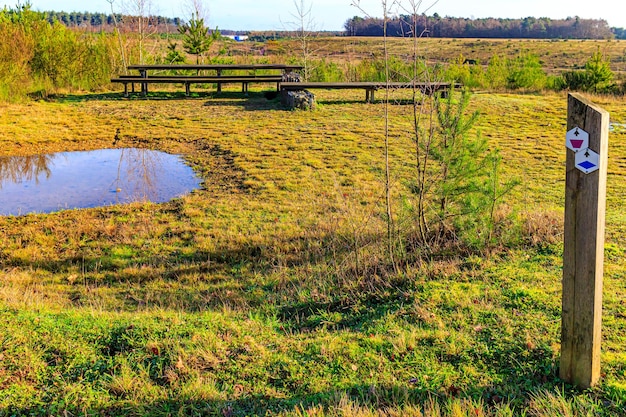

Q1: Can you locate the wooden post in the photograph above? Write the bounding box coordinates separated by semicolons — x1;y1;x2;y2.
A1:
560;93;609;388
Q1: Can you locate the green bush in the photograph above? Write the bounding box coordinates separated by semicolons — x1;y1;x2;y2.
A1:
506;53;546;91
485;55;509;90
345;57;431;83
445;54;474;86
561;70;590;90
559;50;615;93
350;58;383;82
308;59;345;82
0;4;117;100
584;50;614;92
161;42;186;65
0;15;34;100
446;54;517;90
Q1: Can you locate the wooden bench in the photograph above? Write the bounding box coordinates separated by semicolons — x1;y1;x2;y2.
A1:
111;75;284;97
280;82;460;103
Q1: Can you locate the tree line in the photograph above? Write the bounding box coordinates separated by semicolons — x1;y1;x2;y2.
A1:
344;14;621;39
34;10;626;39
41;11;181;31
613;27;626;39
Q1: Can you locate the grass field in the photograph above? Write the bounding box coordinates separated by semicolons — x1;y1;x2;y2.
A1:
229;37;626;77
1;65;626;415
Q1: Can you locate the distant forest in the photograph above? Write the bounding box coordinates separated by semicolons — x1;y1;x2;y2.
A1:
42;10;626;39
43;11;181;28
343;14;626;39
41;11;248;35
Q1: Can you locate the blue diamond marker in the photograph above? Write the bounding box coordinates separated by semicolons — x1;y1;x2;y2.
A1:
575;148;600;174
578;161;596;170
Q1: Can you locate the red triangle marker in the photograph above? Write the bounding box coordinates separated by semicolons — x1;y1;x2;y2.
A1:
570;139;584;149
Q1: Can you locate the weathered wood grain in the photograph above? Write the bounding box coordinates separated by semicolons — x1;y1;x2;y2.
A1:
560;93;609;389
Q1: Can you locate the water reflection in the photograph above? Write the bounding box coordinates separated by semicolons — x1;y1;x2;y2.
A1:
0;148;202;216
0;154;54;187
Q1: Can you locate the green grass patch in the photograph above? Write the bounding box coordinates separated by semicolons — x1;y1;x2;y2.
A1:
0;90;625;416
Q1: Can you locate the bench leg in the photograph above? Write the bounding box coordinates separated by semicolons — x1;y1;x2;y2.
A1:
140;70;147;96
217;82;222;93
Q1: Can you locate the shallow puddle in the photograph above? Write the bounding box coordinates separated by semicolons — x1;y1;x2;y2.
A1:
0;148;202;216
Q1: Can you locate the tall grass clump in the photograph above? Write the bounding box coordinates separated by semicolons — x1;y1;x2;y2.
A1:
30;24;117;93
0;4;117;100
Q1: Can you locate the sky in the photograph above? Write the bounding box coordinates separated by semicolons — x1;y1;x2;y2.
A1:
10;0;626;31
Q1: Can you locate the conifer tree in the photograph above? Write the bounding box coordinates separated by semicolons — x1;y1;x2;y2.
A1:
585;49;614;93
178;12;218;65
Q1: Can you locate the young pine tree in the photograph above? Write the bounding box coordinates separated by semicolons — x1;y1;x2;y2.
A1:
178;13;218;65
585;49;614;93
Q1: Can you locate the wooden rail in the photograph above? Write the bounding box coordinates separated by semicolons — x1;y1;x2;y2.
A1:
280;82;460;102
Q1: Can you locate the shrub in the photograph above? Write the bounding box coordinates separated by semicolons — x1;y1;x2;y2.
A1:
485;55;509;90
507;53;546;91
0;15;34;100
445;54;473;86
0;4;117;99
557;50;616;93
561;70;590;91
308;59;345;82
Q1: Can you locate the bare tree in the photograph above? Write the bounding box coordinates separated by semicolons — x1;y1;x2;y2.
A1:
120;0;159;64
398;0;439;244
351;0;516;253
352;0;398;269
106;0;128;72
291;0;316;81
182;0;210;23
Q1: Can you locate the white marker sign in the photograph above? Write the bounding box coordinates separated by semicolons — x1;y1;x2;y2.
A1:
575;148;600;174
566;127;589;152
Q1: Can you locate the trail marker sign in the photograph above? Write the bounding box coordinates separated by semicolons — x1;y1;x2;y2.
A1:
575;148;600;174
561;93;609;389
566;126;589;152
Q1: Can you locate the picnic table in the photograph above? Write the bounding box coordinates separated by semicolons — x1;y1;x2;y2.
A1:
111;64;303;97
